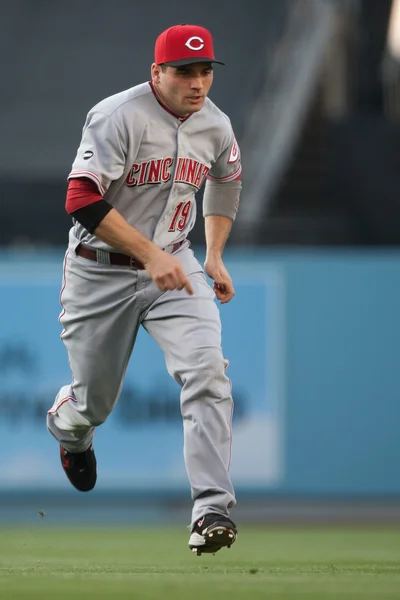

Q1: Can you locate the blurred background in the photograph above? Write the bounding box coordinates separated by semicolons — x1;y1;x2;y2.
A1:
1;0;399;526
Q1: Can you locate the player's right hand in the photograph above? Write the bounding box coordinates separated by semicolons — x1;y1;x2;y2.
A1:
144;249;194;295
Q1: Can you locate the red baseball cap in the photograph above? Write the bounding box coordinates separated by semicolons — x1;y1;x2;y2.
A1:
154;24;224;67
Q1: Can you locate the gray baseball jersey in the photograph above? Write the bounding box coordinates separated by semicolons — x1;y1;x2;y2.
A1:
69;81;241;250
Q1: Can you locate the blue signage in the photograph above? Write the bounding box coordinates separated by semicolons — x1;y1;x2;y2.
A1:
0;254;284;491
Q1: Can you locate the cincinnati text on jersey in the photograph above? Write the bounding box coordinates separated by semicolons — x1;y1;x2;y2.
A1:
125;158;210;190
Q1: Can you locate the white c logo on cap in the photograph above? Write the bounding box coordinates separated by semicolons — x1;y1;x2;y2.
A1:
185;36;204;51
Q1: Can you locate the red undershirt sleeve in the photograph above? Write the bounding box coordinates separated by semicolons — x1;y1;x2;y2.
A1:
66;177;103;213
66;177;113;233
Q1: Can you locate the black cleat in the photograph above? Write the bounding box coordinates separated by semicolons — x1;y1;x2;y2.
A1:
188;513;238;556
60;445;97;492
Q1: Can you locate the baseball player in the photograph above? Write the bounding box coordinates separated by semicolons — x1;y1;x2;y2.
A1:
46;23;242;555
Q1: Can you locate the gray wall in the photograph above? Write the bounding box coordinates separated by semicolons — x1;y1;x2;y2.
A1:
0;0;286;178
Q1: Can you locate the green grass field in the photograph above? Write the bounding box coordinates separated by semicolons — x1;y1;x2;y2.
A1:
0;525;399;599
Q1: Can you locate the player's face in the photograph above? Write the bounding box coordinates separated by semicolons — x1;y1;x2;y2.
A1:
152;63;214;116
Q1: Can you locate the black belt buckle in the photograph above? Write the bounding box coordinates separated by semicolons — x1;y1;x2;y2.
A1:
130;256;144;270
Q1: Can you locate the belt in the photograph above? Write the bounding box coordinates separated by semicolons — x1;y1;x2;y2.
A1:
76;241;184;270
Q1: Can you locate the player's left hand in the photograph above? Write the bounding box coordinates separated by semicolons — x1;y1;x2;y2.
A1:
204;255;235;304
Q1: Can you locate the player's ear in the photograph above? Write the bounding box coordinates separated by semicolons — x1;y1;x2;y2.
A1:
151;63;162;83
